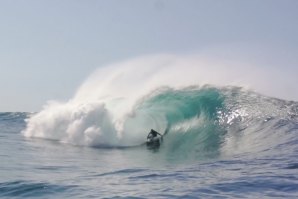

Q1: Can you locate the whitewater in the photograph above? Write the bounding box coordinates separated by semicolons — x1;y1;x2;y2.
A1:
1;54;298;198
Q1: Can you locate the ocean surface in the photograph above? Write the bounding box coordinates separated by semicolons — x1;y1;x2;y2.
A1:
1;86;298;198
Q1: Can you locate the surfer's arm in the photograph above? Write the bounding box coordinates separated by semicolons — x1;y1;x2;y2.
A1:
163;123;171;136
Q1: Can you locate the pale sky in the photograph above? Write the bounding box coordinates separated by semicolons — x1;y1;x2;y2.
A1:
0;0;297;111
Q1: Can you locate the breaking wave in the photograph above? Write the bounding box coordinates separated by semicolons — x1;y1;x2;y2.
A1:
22;55;298;159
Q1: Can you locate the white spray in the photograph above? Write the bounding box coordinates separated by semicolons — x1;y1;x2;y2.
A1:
22;53;297;147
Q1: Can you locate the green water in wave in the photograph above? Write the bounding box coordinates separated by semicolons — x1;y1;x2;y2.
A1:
131;87;226;160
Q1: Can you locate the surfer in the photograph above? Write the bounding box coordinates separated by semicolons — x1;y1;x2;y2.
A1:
147;129;162;140
146;129;162;148
145;125;170;148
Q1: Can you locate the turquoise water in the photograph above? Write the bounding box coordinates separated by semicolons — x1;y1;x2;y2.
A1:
1;87;298;198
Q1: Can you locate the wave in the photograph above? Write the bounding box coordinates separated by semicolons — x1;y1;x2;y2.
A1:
22;86;298;157
0;112;28;122
0;180;75;197
21;55;298;159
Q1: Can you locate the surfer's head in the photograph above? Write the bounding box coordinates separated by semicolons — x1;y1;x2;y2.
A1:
150;129;158;136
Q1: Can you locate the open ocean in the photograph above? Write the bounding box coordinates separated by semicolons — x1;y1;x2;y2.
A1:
1;85;298;198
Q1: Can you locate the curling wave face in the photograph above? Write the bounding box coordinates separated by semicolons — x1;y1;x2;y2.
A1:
22;86;298;160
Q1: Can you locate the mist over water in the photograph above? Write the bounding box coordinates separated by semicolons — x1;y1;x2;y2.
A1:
22;54;298;161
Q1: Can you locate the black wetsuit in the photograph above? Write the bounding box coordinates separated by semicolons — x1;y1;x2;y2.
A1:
147;129;161;139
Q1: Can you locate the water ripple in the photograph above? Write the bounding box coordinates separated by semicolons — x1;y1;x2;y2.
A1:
0;180;76;197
